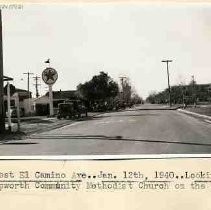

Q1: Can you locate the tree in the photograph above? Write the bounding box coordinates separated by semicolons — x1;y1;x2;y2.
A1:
146;91;158;104
131;93;143;104
122;79;132;103
77;72;119;110
187;76;197;105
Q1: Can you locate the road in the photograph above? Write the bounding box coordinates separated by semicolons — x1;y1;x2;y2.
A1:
1;104;211;155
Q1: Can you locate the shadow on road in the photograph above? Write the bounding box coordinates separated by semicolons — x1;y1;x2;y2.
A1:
11;118;54;124
1;142;38;145
92;113;160;120
135;108;179;111
30;134;211;147
56;113;160;122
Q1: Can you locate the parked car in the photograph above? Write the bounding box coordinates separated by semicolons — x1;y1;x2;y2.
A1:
57;101;88;119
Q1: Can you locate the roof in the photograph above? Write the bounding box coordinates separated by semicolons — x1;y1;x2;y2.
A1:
45;90;78;100
35;90;79;104
15;88;31;93
34;95;49;104
3;76;13;81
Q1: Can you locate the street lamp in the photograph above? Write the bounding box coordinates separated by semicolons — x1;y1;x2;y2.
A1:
162;59;173;107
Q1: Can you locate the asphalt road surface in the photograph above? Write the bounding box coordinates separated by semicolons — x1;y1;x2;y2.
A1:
1;104;211;155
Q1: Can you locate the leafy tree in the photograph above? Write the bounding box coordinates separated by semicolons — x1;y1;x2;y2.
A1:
131;93;143;104
77;72;119;109
146;91;158;104
146;76;211;106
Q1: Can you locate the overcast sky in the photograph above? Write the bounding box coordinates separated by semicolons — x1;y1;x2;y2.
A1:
3;3;211;99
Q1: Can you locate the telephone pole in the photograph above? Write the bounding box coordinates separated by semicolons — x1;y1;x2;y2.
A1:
191;75;196;106
119;76;127;101
191;75;195;85
33;75;41;98
23;72;33;116
23;72;34;99
0;10;5;133
162;59;173;107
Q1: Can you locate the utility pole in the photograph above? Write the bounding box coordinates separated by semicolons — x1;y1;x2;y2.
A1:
33;75;41;98
119;76;127;102
23;72;33;115
162;60;173;107
191;75;196;106
23;72;34;99
0;10;5;133
191;75;195;87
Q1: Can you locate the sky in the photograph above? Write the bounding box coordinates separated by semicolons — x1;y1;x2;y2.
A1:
3;3;211;99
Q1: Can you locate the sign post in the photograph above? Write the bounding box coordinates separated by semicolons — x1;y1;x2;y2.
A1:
48;84;53;116
42;67;58;117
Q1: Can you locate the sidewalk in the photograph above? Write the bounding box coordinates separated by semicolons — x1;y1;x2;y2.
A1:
185;106;211;117
0;131;27;141
178;107;211;121
1;112;100;141
22;112;100;135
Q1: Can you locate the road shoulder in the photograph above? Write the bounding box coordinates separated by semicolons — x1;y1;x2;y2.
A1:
178;108;211;122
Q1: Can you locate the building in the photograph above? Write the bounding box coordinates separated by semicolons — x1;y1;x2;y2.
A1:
4;85;33;116
35;90;79;116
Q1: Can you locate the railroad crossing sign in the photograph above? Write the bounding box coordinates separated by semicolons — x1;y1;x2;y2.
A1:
42;67;58;85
